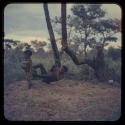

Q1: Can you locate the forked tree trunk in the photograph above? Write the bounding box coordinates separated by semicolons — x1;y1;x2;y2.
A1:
61;4;79;64
61;4;106;82
43;4;61;66
61;4;94;67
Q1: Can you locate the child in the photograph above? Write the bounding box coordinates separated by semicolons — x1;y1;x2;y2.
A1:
32;64;68;84
41;65;68;84
22;47;32;89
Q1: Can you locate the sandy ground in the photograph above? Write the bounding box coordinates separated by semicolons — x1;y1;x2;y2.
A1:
4;79;121;121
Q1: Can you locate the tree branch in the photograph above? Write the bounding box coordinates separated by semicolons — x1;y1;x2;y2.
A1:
64;47;95;68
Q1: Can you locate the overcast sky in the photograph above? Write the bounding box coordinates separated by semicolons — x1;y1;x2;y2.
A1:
4;3;122;47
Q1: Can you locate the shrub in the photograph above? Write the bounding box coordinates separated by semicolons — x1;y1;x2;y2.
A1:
107;47;121;60
105;57;121;83
4;48;25;84
79;65;95;81
4;44;121;84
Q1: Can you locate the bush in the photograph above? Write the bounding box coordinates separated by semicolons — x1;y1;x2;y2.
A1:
105;57;121;83
4;49;25;84
107;47;121;60
79;65;95;81
4;61;25;83
4;45;121;84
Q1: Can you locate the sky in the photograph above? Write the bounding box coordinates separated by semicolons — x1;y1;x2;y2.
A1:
4;3;122;48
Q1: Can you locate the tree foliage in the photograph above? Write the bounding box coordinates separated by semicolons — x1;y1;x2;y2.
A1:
30;40;47;51
52;4;120;55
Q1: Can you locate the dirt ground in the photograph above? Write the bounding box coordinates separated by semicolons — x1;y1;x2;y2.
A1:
4;79;121;121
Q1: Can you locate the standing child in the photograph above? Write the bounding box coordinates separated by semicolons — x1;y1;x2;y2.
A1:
21;47;32;89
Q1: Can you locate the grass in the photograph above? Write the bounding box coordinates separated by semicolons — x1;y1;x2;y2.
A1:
4;49;121;83
4;79;121;121
4;49;121;121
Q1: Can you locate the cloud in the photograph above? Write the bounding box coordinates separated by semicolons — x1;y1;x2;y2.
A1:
6;30;49;37
4;4;64;39
102;4;121;19
5;34;49;43
4;4;46;35
4;3;121;48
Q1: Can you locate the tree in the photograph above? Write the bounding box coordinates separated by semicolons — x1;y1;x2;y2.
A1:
15;42;32;51
89;17;120;81
4;39;20;50
31;40;47;51
52;4;106;56
70;4;106;55
61;4;94;66
70;4;120;81
60;4;121;81
92;18;119;48
43;4;61;66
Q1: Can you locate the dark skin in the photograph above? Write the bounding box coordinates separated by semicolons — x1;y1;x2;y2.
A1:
22;50;32;89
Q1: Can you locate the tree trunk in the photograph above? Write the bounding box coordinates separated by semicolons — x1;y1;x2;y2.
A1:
43;4;61;66
61;3;68;48
94;46;107;81
84;44;87;56
61;4;94;68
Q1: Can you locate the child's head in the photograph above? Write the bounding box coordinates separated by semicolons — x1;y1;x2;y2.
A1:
62;65;68;73
23;49;32;59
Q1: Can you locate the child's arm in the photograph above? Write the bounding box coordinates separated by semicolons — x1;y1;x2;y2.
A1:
55;66;64;80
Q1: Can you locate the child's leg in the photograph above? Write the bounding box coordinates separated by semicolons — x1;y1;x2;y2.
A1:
26;72;32;89
33;64;47;75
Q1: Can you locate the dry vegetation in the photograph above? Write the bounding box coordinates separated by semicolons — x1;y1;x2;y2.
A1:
4;79;121;121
